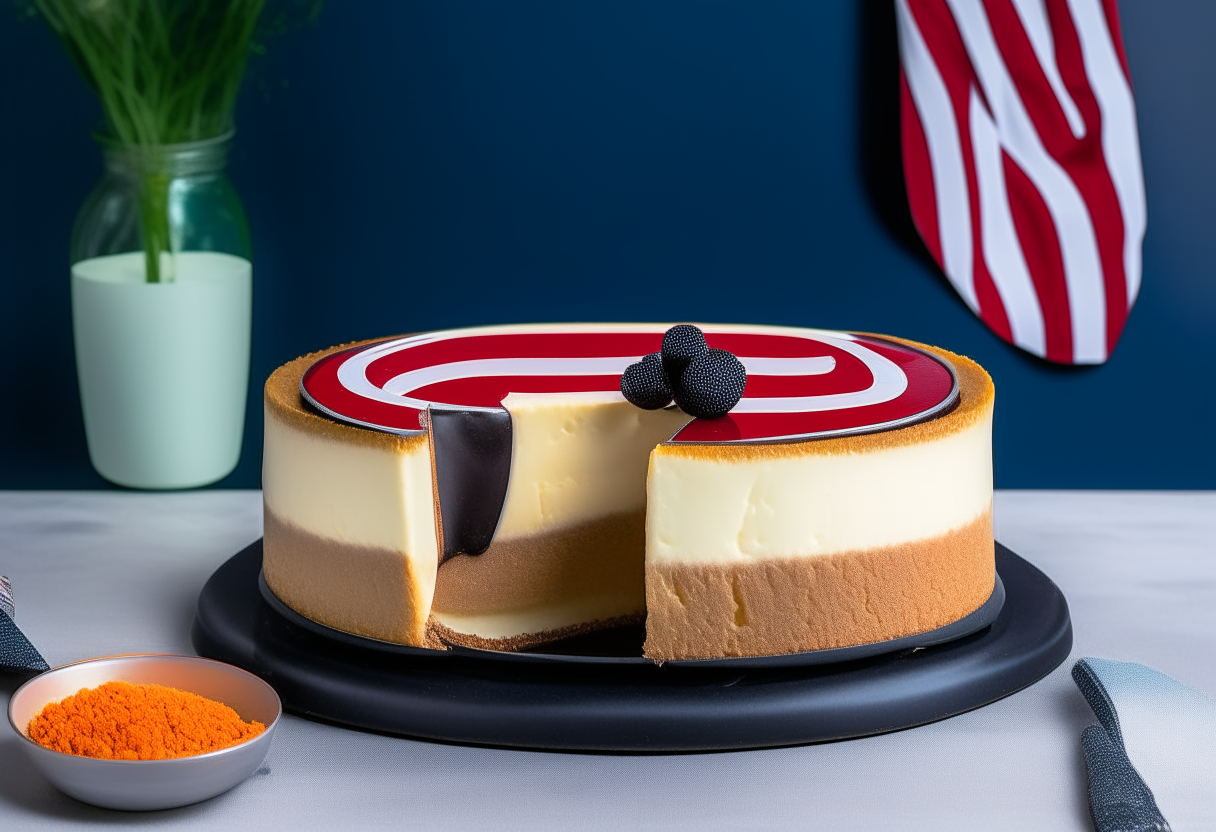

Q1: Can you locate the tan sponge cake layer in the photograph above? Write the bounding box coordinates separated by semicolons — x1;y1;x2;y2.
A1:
432;512;646;617
263;508;441;647
431;512;648;649
643;510;994;661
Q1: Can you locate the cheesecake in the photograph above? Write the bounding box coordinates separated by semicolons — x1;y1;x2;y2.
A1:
262;324;994;659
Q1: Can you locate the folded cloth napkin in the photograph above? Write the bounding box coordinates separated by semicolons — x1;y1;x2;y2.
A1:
1074;658;1216;832
0;575;49;674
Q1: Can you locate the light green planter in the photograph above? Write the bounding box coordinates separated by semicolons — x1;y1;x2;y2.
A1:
71;251;252;489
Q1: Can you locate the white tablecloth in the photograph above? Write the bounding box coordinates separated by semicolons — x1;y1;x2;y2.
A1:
1;490;1213;830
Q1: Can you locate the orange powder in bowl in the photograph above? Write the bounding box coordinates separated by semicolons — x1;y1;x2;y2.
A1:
27;680;266;760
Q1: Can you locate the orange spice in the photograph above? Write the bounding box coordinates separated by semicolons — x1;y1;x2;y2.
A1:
27;680;266;760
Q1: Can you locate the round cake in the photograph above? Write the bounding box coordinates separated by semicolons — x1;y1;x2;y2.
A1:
261;323;995;660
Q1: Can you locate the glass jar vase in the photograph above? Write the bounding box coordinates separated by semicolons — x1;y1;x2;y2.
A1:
69;132;253;489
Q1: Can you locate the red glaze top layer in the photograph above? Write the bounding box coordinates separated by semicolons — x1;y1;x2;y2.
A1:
300;324;958;444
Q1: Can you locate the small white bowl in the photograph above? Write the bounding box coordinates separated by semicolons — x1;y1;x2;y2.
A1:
7;654;280;811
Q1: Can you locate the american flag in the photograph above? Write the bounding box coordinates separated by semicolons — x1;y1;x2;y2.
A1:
896;0;1146;364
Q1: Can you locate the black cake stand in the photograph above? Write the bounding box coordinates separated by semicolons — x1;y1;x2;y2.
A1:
192;541;1071;752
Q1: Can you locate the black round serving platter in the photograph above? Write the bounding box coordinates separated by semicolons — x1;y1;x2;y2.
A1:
193;540;1071;752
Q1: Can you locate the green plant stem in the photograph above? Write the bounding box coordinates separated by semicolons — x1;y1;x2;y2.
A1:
138;172;172;283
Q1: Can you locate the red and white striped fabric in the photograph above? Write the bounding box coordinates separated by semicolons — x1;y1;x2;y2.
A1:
896;0;1146;364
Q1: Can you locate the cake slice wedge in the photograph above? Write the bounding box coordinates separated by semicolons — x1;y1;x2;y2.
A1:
642;345;995;660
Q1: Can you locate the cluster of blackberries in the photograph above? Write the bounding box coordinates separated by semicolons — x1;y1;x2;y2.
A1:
620;324;747;419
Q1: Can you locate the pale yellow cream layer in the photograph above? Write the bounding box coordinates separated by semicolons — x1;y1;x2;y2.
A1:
495;392;690;539
646;408;993;565
432;591;642;640
262;405;439;604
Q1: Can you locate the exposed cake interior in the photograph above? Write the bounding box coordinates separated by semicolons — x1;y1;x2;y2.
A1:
430;392;690;648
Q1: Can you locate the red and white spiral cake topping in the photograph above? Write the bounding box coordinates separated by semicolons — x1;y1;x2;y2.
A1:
300;324;958;444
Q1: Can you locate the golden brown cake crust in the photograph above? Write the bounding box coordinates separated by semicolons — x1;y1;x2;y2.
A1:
262;508;431;645
655;338;994;461
263;338;426;454
642;509;995;661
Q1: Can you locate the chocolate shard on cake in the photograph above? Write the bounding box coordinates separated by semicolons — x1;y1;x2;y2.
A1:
424;406;513;563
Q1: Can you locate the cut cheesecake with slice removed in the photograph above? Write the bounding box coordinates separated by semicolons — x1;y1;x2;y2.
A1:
642;343;994;661
264;323;995;659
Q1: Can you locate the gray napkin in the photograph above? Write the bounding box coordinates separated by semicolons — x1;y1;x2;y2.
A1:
1074;658;1216;832
0;575;49;674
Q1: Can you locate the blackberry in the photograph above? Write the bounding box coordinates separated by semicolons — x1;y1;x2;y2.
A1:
661;324;709;385
674;348;746;419
620;352;673;410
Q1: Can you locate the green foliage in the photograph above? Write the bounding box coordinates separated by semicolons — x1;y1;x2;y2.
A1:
33;0;268;146
31;0;272;281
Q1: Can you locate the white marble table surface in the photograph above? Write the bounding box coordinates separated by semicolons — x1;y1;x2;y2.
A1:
1;490;1212;830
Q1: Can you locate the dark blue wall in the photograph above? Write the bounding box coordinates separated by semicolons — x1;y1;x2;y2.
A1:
1;1;1212;489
